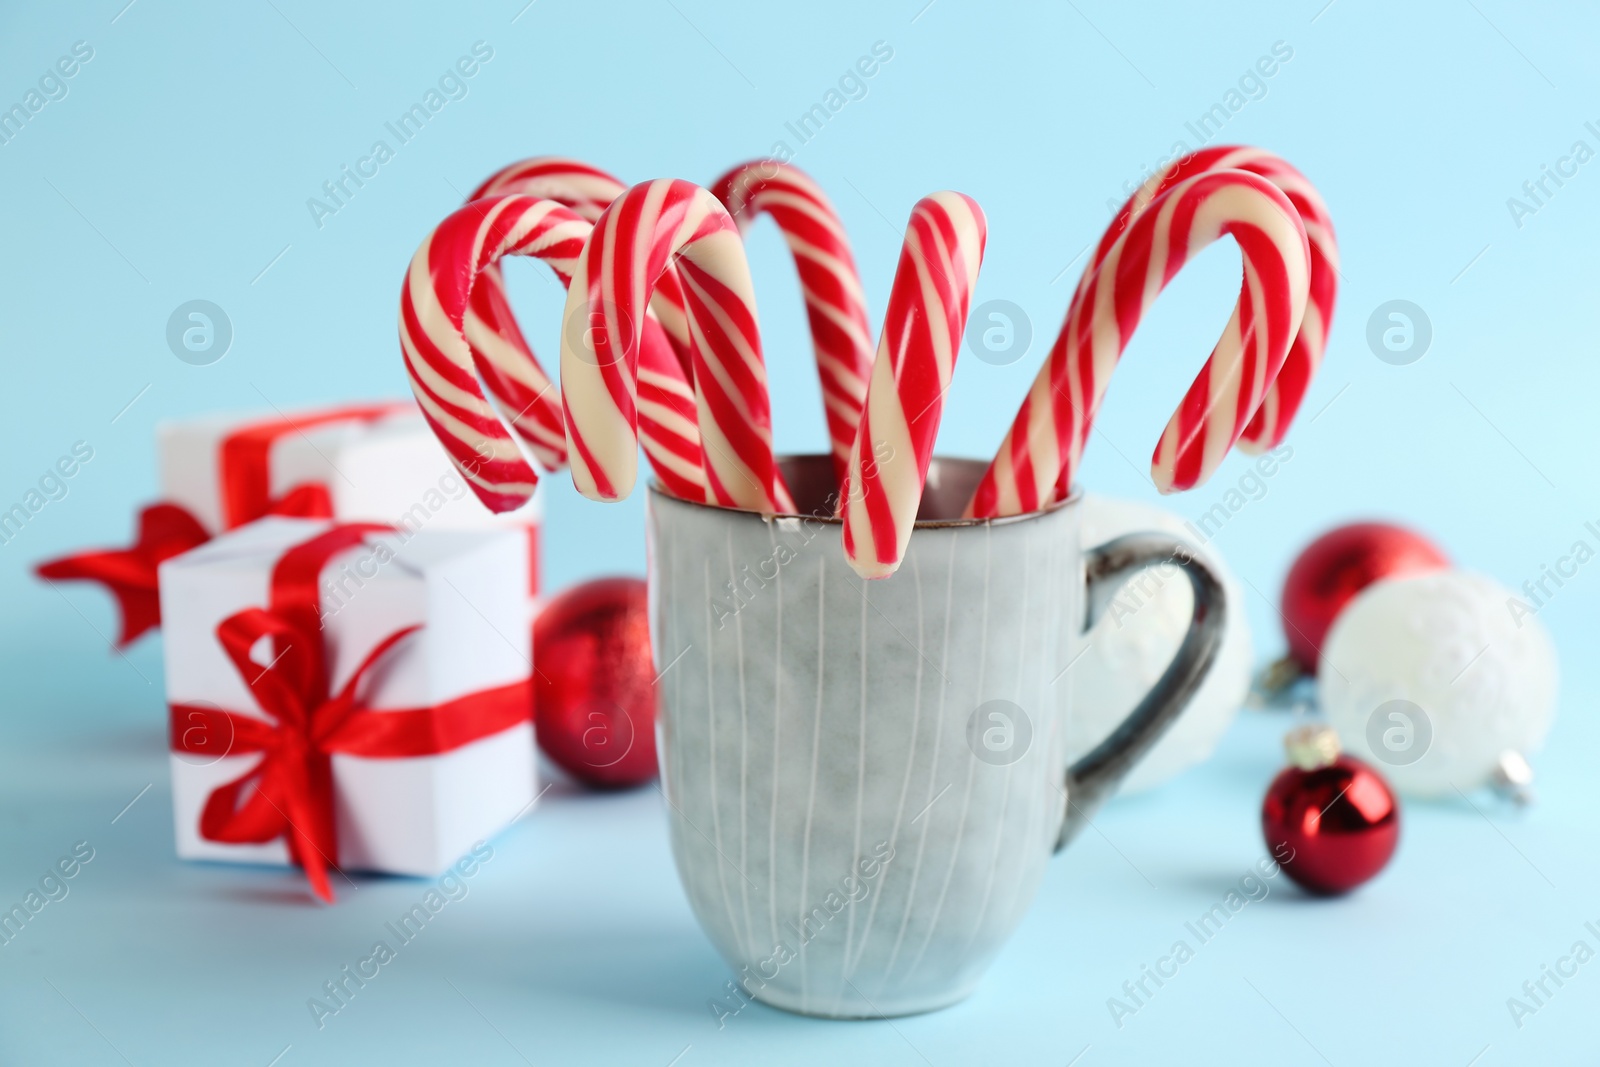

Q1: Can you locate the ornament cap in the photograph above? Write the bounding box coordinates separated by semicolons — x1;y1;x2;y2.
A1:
1490;750;1536;806
1248;655;1307;709
1284;724;1340;770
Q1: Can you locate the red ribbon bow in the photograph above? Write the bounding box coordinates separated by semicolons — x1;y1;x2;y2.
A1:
36;404;406;645
168;524;530;902
36;504;210;645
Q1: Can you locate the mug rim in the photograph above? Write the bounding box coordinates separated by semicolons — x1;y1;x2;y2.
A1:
648;453;1082;529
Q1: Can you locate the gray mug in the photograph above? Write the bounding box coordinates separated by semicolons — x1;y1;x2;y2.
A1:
647;456;1224;1018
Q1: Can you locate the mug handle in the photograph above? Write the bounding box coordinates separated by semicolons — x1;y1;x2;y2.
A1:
1055;533;1226;851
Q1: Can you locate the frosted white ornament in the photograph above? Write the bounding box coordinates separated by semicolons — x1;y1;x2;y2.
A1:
1318;569;1557;797
1068;494;1253;793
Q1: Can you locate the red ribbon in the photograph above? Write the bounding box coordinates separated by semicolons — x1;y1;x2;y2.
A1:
35;504;211;646
217;404;404;529
168;524;531;903
36;404;407;645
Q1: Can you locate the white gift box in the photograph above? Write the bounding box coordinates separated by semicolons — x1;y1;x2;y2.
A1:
155;403;542;593
159;517;536;877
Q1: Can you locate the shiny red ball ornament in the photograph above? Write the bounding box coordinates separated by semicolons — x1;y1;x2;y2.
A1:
1262;726;1399;895
532;577;659;789
1280;522;1448;672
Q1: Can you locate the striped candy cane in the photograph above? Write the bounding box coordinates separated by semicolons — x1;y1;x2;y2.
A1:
401;196;582;511
471;156;696;376
561;179;792;512
458;158;624;467
966;170;1310;518
461;158;708;500
1070;146;1337;462
841;193;987;579
400;194;706;511
710;161;874;488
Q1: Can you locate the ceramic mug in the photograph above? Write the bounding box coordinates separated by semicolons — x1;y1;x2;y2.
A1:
647;456;1224;1018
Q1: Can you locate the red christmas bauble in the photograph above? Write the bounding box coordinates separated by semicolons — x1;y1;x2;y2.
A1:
532;577;659;789
1262;727;1399;895
1280;522;1447;671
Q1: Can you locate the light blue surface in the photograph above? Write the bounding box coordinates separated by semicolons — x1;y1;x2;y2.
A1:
1;0;1596;1063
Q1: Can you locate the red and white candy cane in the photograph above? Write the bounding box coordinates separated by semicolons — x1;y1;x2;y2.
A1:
966;169;1311;518
841;193;987;579
470;156;696;376
400;194;706;511
710;161;874;488
1069;146;1337;463
455;158;624;468
401;196;581;511
561;179;793;512
460;158;708;500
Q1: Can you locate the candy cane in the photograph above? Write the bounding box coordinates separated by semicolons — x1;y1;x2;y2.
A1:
400;194;706;511
561;179;792;512
459;158;708;500
1070;146;1337;462
966;170;1310;518
471;156;696;373
450;159;620;467
840;192;986;579
710;161;873;488
401;196;576;510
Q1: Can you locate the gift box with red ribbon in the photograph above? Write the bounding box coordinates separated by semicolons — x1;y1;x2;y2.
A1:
38;402;541;646
160;517;536;902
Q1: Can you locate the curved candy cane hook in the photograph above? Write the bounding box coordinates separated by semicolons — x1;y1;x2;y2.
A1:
710;161;874;489
458;158;707;501
966;169;1311;518
1079;146;1337;461
399;194;704;511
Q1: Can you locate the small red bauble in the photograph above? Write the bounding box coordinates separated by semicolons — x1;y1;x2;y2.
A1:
532;577;659;789
1280;522;1448;672
1262;726;1398;895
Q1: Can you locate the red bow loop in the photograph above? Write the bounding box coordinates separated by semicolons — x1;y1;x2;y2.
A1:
312;625;423;747
34;503;210;645
214;606;322;730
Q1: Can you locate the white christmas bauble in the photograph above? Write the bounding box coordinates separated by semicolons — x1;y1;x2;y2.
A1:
1318;569;1558;797
1068;494;1253;793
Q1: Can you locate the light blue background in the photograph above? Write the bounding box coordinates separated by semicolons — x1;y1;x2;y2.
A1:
1;0;1596;1063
